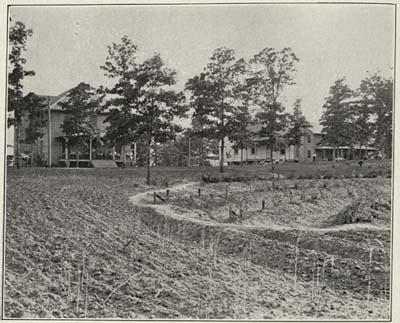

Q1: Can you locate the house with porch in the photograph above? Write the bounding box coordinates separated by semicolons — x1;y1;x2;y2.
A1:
15;87;136;168
221;127;379;165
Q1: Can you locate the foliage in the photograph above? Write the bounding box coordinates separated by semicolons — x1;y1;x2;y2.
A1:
185;48;249;172
59;82;100;148
320;78;354;150
22;93;47;146
285;99;311;158
358;74;393;158
248;47;299;165
101;36;187;183
8;21;35;127
8;20;35;168
228;105;254;165
348;95;373;159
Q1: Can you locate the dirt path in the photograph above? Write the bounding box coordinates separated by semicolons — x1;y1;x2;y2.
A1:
128;181;390;297
129;181;386;233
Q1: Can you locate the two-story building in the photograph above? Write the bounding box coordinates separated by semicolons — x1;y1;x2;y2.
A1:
221;127;379;165
14;87;135;167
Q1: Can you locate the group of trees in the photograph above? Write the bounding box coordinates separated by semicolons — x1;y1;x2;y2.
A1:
185;47;302;171
8;21;48;168
320;75;393;159
8;19;394;182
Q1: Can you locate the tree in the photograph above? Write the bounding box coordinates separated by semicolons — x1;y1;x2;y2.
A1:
134;54;187;183
185;48;247;172
320;78;353;161
248;47;299;169
59;82;100;163
228;105;254;166
285;99;311;160
358;74;393;158
8;21;35;168
23;92;47;164
101;36;187;184
100;36;141;165
348;98;373;160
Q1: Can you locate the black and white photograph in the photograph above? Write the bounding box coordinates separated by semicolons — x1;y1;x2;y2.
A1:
2;1;396;320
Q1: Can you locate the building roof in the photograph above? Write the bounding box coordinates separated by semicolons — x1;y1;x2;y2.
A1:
38;87;108;113
37;88;73;111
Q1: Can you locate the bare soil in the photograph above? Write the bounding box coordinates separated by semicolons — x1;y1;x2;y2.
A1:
4;167;391;319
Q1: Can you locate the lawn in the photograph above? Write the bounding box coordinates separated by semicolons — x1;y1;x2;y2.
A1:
3;160;392;319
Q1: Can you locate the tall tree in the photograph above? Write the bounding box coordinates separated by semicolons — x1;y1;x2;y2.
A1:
101;36;187;183
320;78;353;161
228;105;254;166
23;92;47;164
8;21;35;168
348;98;373;160
358;74;393;158
100;36;141;164
133;54;187;184
59;82;100;162
248;47;299;169
285;99;311;160
185;48;247;172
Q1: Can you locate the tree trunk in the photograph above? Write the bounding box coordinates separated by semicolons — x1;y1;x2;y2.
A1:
200;138;204;167
15;125;20;169
240;143;244;166
350;140;354;160
65;140;70;168
333;145;336;162
133;142;137;166
146;136;152;185
187;137;191;167
122;145;126;168
30;143;33;166
219;139;225;173
270;141;274;171
89;138;93;161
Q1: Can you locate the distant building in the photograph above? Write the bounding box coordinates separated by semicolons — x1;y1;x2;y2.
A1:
11;88;135;167
221;127;379;165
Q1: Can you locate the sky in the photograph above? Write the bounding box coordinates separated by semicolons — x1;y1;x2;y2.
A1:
9;4;395;130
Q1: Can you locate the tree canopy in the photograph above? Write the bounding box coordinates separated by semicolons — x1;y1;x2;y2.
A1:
101;36;187;183
59;82;100;149
185;48;249;172
248;47;299;167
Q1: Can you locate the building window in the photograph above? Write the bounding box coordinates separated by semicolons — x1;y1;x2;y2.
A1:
307;150;311;158
233;148;239;155
307;135;311;143
251;143;257;155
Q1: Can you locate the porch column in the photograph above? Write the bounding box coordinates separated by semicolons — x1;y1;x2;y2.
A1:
65;138;70;168
323;149;326;161
89;138;93;161
134;142;137;166
122;144;126;168
112;146;116;161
